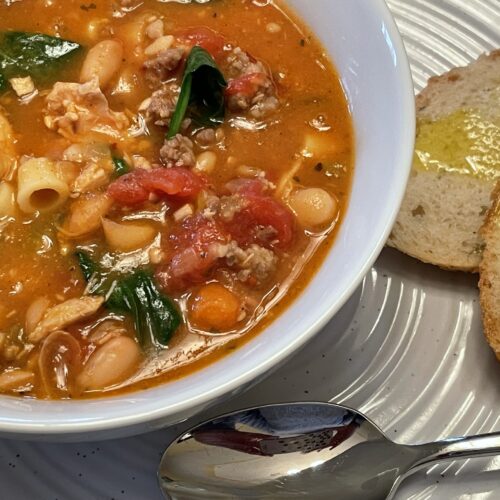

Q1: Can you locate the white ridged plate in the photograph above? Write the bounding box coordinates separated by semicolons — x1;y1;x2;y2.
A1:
1;1;500;498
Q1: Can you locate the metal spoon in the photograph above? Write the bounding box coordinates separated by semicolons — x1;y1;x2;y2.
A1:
158;402;500;499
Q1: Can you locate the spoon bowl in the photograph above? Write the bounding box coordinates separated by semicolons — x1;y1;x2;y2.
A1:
159;402;500;499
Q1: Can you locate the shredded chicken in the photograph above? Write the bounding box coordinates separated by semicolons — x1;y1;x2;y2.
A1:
71;160;113;195
44;78;129;139
29;296;105;343
143;48;184;87
160;134;196;168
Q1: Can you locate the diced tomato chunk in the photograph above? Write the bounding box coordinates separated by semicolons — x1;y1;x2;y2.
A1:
108;168;205;206
175;26;226;58
142;167;206;198
226;73;268;97
225;193;294;249
156;215;229;292
107;169;150;205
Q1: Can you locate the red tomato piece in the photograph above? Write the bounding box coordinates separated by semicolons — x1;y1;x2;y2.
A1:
176;26;226;58
108;168;205;206
225;193;295;249
226;73;268;97
142;167;206;199
156;215;229;292
107;169;150;205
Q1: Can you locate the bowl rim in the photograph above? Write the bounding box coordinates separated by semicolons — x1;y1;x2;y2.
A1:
0;0;416;436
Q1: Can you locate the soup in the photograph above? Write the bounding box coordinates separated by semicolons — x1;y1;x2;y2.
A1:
0;0;353;398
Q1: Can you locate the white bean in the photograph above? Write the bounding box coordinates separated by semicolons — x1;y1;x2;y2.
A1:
102;218;157;252
63;193;113;239
0;369;34;392
80;40;124;87
77;336;141;391
289;188;338;228
194;151;217;174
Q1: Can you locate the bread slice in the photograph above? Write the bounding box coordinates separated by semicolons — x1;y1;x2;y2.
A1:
479;185;500;360
388;51;500;272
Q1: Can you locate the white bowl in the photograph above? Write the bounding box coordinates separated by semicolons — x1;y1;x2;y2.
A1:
0;0;415;441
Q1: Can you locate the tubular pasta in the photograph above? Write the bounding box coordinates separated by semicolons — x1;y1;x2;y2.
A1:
17;158;70;214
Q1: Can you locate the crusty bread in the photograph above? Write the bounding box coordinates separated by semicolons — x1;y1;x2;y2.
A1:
388;50;500;272
479;185;500;360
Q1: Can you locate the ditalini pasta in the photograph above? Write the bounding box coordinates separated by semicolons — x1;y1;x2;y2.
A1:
0;111;16;181
17;158;70;214
0;0;353;399
0;182;16;217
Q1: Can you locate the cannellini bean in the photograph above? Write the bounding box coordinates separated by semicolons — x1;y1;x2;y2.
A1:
102;218;157;252
77;336;141;391
194;151;217;174
0;369;35;392
25;296;51;335
62;193;113;239
38;330;81;397
144;35;174;56
289;188;338;228
80;40;124;87
190;283;242;331
88;320;127;346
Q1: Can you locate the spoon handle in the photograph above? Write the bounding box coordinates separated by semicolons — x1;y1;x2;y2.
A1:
388;433;500;499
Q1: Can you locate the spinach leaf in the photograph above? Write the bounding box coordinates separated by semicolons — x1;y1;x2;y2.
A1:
0;31;81;92
111;156;131;178
168;46;227;138
76;251;99;283
76;251;181;347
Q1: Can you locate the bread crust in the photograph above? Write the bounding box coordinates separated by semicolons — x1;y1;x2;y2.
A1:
479;184;500;360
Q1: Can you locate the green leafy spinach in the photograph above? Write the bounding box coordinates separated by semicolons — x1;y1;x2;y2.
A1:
168;46;227;138
76;251;181;348
111;156;131;178
0;31;82;92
